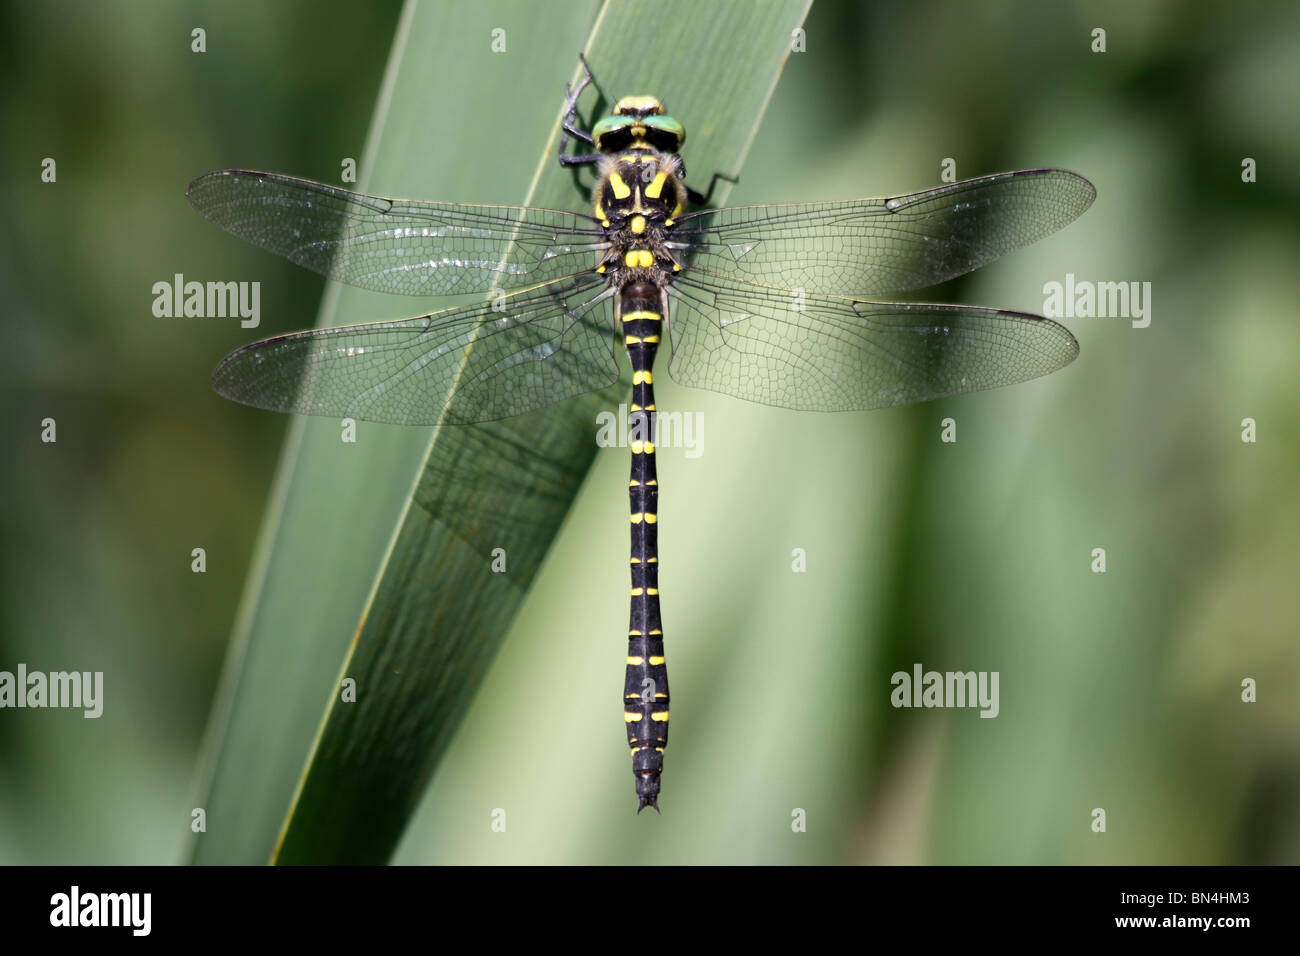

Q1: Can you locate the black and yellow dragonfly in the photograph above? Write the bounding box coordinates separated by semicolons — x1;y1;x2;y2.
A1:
187;64;1093;812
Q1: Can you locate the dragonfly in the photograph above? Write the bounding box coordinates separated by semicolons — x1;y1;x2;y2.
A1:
187;59;1094;812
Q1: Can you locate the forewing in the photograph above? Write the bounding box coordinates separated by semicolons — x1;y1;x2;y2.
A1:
668;270;1078;411
672;168;1095;297
187;169;606;296
212;275;620;425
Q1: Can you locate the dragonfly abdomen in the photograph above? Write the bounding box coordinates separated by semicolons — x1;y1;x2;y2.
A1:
621;280;669;813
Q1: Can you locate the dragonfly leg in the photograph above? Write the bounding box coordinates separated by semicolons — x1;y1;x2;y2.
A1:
558;52;600;163
562;120;595;148
686;169;740;208
558;152;600;169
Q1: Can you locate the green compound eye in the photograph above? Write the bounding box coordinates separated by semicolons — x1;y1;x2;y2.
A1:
641;114;685;150
592;114;629;150
592;113;686;153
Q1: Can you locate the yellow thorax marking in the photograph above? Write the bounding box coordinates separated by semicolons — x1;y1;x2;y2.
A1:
644;171;667;199
623;249;653;268
609;172;632;200
630;214;646;234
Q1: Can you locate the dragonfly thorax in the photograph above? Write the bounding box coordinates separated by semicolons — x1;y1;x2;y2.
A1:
593;149;685;227
593;149;684;292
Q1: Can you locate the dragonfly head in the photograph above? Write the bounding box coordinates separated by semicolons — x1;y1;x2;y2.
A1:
593;96;686;154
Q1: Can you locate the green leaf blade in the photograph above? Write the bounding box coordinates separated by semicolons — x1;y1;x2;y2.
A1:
190;0;811;865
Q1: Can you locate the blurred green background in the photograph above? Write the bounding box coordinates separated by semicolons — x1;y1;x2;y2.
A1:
2;0;1298;864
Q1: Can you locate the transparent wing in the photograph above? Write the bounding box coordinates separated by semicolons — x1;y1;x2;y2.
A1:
668;269;1078;411
671;168;1095;297
212;275;620;425
186;169;607;296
